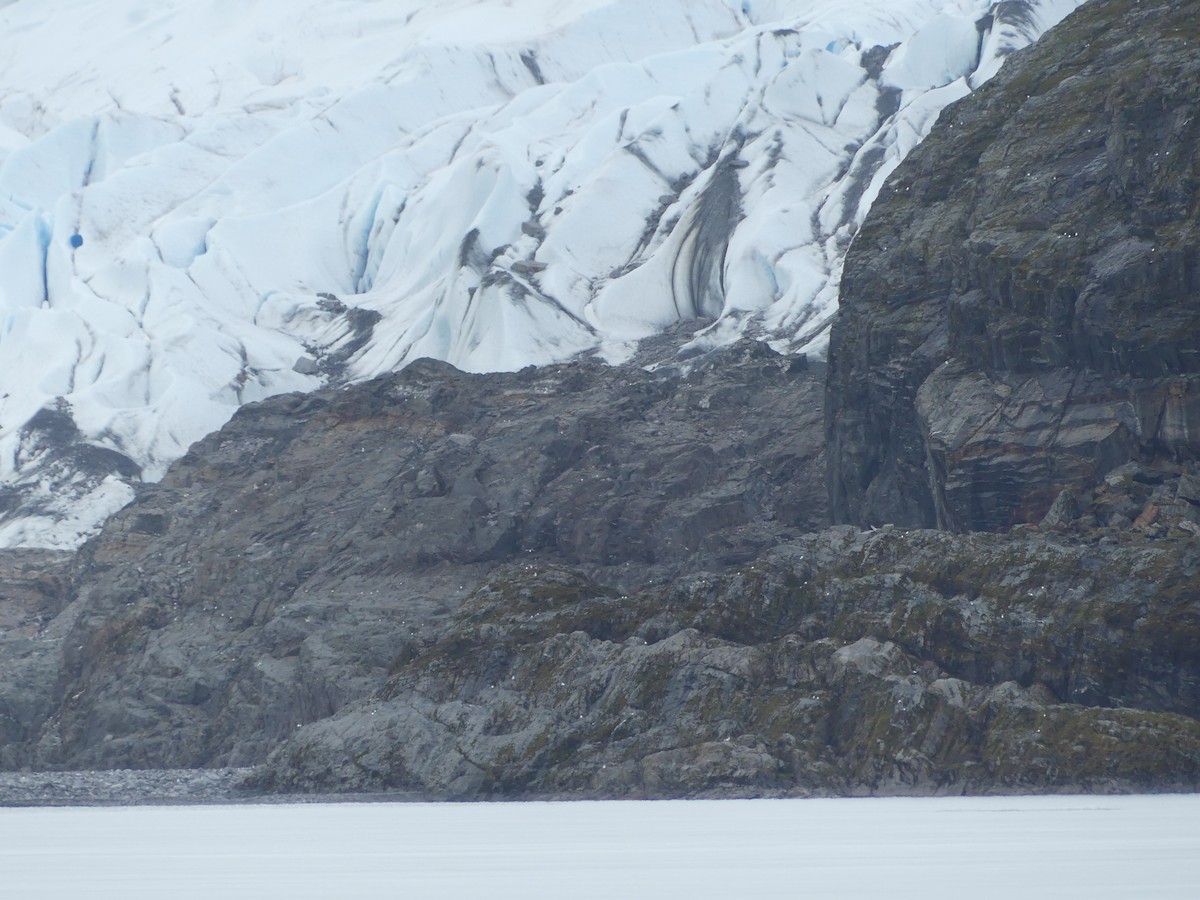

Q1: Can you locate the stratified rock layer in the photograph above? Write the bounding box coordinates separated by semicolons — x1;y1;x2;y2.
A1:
827;0;1200;531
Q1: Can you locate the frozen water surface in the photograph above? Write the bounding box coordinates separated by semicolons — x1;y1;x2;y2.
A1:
1;795;1197;898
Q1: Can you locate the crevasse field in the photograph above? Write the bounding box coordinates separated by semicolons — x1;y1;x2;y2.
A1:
2;795;1197;898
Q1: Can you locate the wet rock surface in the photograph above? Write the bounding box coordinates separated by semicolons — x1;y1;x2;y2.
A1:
826;0;1200;532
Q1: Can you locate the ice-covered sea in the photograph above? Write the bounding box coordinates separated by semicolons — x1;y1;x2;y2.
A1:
2;795;1196;898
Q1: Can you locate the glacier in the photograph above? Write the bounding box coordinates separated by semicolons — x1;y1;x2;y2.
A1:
0;0;1086;548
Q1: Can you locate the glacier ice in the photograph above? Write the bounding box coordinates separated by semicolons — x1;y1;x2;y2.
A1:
0;0;1087;547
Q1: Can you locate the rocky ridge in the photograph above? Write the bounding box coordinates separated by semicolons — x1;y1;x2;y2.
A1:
2;339;828;777
251;526;1200;798
1;335;1197;800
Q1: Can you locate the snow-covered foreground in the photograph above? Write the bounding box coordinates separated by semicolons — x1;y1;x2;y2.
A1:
2;795;1197;899
0;0;1086;548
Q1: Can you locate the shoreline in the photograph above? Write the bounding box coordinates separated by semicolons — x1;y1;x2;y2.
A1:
3;768;1193;809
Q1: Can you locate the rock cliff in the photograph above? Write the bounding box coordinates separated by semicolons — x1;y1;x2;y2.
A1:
2;336;1197;798
826;0;1200;532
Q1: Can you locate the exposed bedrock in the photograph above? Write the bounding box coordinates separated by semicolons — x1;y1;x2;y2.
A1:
251;527;1200;798
826;0;1200;531
1;345;1196;796
5;340;826;772
0;549;73;769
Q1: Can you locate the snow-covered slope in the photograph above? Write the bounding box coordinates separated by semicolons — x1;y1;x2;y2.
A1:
0;0;1085;547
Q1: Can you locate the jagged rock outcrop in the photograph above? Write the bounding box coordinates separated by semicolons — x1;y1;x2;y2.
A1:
2;331;1197;796
0;550;72;639
251;526;1200;798
827;0;1200;531
0;550;73;769
2;340;826;771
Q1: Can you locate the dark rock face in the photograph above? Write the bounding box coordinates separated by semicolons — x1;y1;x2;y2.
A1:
826;0;1200;531
252;527;1200;798
2;333;1196;797
4;341;825;772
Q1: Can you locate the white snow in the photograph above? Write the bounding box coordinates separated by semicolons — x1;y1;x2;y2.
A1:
0;0;1089;547
1;794;1197;899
